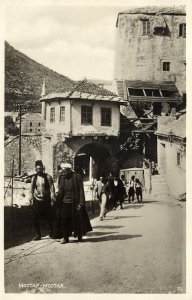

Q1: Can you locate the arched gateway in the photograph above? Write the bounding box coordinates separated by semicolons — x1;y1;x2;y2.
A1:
74;143;111;180
42;136;120;180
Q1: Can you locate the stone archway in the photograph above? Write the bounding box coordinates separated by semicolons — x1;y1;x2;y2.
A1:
74;143;111;181
43;135;120;179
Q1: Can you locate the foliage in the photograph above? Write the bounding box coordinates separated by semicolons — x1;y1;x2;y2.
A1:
120;133;141;151
5;116;19;135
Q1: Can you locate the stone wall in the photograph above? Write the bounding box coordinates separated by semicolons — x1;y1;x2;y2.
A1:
114;13;186;94
4;135;42;176
157;136;186;197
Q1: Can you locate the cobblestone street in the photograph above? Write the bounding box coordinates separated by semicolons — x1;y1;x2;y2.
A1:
5;195;185;294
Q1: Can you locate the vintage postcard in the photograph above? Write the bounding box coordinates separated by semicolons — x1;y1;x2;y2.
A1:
1;0;191;298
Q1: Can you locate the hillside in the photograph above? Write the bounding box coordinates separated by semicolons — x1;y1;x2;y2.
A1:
5;42;75;111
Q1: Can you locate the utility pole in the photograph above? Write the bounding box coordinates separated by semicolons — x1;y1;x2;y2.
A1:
19;104;22;175
13;103;25;176
11;158;14;237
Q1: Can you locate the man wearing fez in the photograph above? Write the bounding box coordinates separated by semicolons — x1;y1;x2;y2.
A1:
30;160;56;240
56;162;92;244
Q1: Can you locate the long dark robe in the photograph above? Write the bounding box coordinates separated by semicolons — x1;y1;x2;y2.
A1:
104;177;126;209
54;171;92;238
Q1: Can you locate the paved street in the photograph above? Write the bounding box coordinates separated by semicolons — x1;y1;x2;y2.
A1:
4;197;185;294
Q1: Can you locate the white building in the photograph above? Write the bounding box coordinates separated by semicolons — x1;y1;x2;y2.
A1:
156;111;186;198
40;79;126;179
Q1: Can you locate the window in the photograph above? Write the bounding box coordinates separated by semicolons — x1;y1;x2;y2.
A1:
38;122;41;126
179;23;186;38
81;106;92;125
60;106;65;122
144;89;161;97
30;128;32;133
38;128;41;132
30;122;32;126
142;20;150;35
177;152;181;166
50;107;55;123
162;62;170;71
161;90;175;97
128;88;144;96
101;108;111;126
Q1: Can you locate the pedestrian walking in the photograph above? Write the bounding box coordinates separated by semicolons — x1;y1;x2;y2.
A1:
56;163;92;244
121;174;128;199
128;175;135;203
135;178;143;203
106;174;126;210
94;176;108;221
29;160;56;241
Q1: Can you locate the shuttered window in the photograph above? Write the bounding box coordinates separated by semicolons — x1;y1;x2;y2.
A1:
50;107;55;123
60;106;65;122
142;20;150;35
81;106;92;125
179;23;186;38
101;107;111;126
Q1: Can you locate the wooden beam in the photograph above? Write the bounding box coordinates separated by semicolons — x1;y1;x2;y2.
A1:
132;130;155;133
128;96;181;102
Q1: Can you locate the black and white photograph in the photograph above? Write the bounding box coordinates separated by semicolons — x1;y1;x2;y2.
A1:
2;0;190;296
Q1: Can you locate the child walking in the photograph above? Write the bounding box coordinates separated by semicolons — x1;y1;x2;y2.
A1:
135;178;143;203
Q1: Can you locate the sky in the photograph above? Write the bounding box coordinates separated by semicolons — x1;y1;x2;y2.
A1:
4;0;186;81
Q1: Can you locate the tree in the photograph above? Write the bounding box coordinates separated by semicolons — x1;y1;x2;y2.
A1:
5;116;19;136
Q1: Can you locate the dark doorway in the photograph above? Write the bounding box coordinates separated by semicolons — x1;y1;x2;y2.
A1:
74;143;110;181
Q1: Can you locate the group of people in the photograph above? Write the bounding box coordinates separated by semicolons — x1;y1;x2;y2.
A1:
123;175;143;204
29;160;144;243
93;173;144;221
30;160;92;244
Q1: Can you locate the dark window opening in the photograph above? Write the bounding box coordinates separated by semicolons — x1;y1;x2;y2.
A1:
38;122;41;126
162;62;170;71
60;106;65;122
50;107;55;123
179;23;186;38
101;107;111;126
142;20;150;35
144;89;161;97
153;102;162;116
38;128;41;132
177;152;181;166
30;128;32;132
128;88;144;96
81;106;92;125
30;122;32;126
161;90;175;97
182;93;186;106
153;24;170;36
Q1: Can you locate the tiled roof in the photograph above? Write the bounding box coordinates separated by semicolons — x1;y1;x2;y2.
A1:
41;79;125;103
75;79;115;96
156;113;186;139
19;113;43;120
